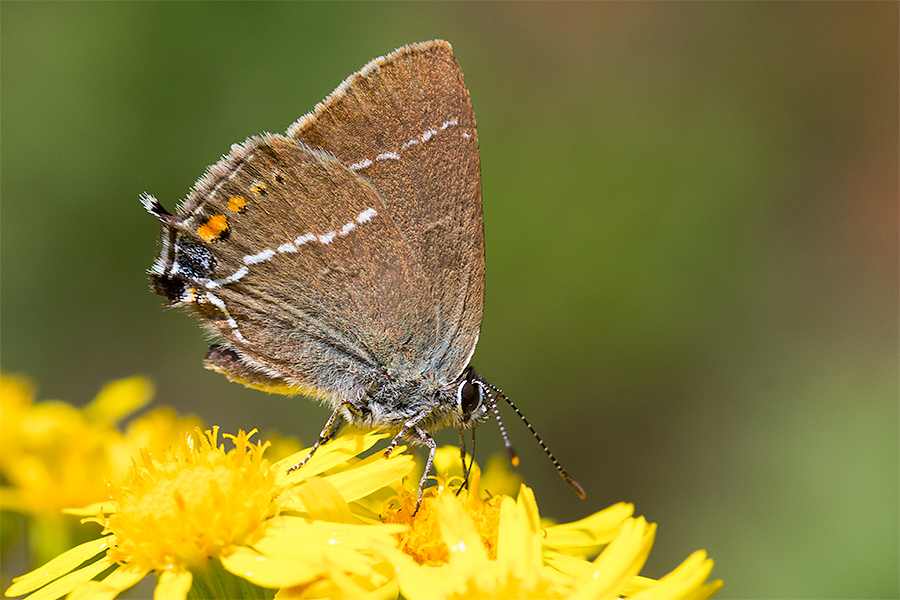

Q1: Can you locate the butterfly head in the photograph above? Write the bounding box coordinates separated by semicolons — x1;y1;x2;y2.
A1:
456;366;491;428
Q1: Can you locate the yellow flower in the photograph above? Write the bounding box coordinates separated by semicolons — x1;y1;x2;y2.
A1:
0;374;157;516
378;454;723;599
383;450;503;565
0;373;205;571
3;374;721;600
5;428;415;600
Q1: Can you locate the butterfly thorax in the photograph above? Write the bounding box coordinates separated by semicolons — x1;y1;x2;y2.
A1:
341;369;482;436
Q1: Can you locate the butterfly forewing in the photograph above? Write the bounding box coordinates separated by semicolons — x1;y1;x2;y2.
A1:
288;40;485;383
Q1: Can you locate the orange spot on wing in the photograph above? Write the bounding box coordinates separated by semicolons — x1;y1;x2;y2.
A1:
227;196;247;212
197;215;229;242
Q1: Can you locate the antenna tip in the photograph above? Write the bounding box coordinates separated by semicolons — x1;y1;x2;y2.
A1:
565;475;586;499
505;443;520;467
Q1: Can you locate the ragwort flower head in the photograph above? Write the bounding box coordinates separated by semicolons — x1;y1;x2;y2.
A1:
0;375;157;516
379;450;723;600
0;373;205;572
4;375;721;600
5;428;414;600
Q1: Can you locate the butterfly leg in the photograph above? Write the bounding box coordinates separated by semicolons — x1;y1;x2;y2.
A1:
381;400;440;459
457;426;468;481
381;402;439;514
456;426;476;496
286;406;345;474
413;426;437;514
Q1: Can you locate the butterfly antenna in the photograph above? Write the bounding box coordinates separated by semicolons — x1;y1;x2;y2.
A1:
476;382;520;467
481;381;586;499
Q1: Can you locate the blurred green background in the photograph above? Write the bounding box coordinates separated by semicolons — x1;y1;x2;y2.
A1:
2;3;897;597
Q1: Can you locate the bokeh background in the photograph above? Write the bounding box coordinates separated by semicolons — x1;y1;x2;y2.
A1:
2;3;897;598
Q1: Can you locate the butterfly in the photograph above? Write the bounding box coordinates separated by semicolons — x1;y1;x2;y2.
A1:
143;40;583;510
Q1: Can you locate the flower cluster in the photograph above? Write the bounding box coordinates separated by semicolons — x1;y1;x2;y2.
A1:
0;374;202;568
0;374;200;517
379;451;721;599
3;375;722;599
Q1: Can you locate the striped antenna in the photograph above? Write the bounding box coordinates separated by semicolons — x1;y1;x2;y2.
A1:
476;381;520;467
478;380;586;499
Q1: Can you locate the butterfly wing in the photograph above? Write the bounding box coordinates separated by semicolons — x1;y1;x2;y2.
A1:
288;40;485;382
147;134;438;401
147;40;483;404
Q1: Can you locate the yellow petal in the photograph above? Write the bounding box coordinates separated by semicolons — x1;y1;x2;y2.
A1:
432;445;464;476
276;560;399;600
322;452;415;502
543;502;634;553
0;372;35;409
684;580;726;600
222;518;404;589
154;570;193;600
435;493;491;588
274;431;389;481
67;563;148;600
376;541;446;600
542;550;595;579
222;543;367;589
267;520;405;554
5;535;114;596
496;489;543;582
6;557;114;600
223;545;312;588
296;477;356;523
84;377;154;424
617;574;654;597
639;550;723;600
63;501;117;517
570;517;656;599
478;454;523;499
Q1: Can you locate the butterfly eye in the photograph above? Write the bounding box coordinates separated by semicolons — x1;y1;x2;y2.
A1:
457;373;483;418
